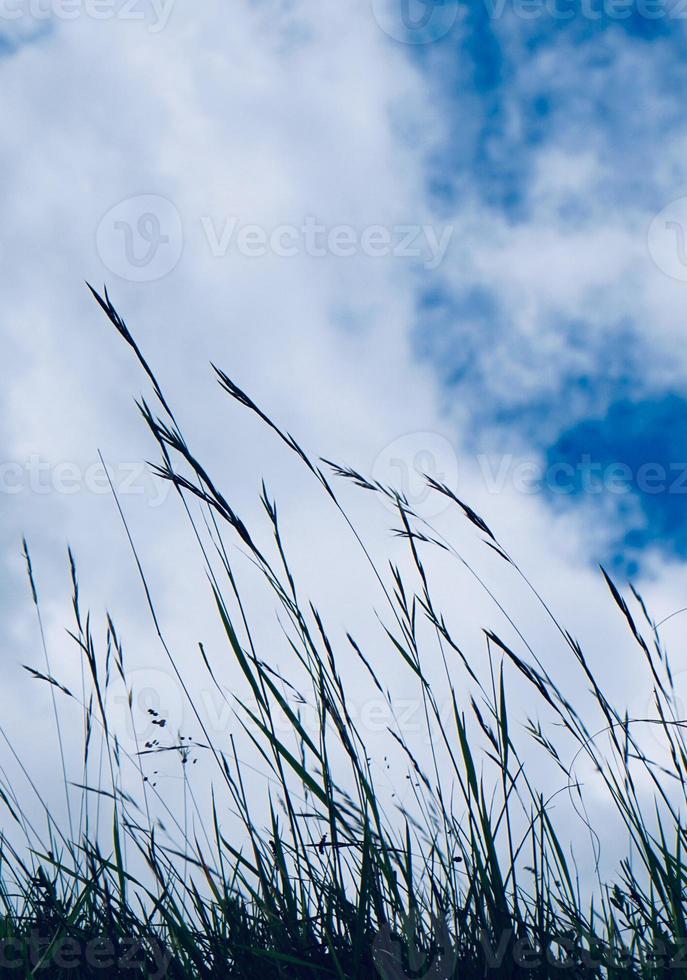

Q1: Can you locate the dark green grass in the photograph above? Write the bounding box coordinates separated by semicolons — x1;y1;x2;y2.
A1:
2;288;687;978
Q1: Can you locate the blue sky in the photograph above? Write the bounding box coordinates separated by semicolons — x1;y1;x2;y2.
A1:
2;2;686;581
0;0;687;796
2;1;687;856
389;1;687;571
0;3;685;603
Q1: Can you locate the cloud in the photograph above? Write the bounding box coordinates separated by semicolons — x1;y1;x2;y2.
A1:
404;10;687;565
0;0;452;817
2;1;687;888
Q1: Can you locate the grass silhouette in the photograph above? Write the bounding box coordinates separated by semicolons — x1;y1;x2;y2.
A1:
2;288;686;978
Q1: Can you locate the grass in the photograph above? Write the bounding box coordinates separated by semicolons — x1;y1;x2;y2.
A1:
1;287;687;977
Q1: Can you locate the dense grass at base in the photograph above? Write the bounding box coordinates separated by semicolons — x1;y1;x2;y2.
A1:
2;288;687;978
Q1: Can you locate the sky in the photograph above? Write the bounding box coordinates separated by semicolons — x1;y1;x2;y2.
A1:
2;0;687;883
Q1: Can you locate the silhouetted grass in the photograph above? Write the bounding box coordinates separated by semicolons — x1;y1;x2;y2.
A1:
2;288;687;977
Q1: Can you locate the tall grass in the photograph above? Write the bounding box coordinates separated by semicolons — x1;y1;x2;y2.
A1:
2;287;687;977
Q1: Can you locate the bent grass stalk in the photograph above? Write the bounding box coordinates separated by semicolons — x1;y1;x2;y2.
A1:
0;288;685;977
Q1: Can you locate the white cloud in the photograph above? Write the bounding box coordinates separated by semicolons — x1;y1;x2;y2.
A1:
1;1;686;890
